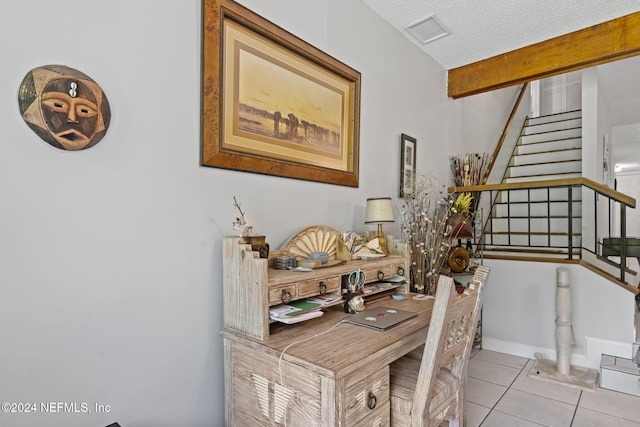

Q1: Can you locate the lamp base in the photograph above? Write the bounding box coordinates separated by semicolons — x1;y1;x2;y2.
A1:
377;224;389;255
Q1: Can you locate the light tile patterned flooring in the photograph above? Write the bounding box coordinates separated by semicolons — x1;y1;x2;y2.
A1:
465;349;640;426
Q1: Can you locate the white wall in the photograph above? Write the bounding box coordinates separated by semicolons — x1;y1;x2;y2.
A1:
482;259;635;369
612;123;640;173
0;1;515;426
582;68;599;182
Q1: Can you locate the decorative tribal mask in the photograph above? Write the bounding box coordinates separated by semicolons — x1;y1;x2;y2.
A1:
18;65;111;151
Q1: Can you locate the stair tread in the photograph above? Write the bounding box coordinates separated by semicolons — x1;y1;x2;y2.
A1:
490;215;582;219
483;253;580;263
526;110;581;124
519;136;582;145
509;158;582;168
526;114;581;123
487;231;581;236
507;170;582;179
493;202;582;206
514;147;582;157
484;245;579;254
523;125;582;137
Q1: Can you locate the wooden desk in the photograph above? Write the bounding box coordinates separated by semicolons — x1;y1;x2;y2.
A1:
221;296;434;426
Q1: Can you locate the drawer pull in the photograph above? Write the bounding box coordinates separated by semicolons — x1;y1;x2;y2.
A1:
397;266;405;276
367;391;377;410
318;281;327;295
377;270;384;281
280;289;292;304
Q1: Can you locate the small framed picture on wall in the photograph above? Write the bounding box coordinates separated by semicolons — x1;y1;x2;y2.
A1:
400;134;416;197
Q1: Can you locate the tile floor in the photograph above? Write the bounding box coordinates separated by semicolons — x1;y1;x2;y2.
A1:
464;349;640;426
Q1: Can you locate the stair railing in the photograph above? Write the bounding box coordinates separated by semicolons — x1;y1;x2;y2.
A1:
485;82;529;177
449;178;636;285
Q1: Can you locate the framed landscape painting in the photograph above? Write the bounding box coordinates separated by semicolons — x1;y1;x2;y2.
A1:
201;0;361;187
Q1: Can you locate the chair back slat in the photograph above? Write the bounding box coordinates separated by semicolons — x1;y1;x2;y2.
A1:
410;268;488;426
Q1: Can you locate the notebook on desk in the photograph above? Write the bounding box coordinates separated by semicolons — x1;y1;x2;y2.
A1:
343;306;416;331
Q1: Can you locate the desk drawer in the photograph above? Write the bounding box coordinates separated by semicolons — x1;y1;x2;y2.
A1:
352;400;389;427
345;365;389;425
361;263;405;283
269;276;341;305
297;276;340;298
269;285;297;305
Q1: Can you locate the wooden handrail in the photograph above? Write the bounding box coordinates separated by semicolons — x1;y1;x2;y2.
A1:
485;82;529;179
448;177;636;208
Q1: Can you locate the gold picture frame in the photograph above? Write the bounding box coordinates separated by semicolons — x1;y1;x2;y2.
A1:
201;0;361;187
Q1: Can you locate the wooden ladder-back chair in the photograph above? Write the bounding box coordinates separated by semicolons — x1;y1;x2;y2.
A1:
389;267;489;426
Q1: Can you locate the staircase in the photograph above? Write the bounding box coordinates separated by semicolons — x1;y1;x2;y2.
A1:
484;110;584;260
478;109;640;391
505;110;582;184
483;110;638;287
446;81;640;383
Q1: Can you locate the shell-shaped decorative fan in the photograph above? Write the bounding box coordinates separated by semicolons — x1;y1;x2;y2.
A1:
283;226;340;259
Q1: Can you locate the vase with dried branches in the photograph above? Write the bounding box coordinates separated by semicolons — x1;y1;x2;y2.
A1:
399;175;455;295
449;152;491;214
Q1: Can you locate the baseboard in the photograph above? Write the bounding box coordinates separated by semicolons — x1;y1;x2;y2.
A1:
585;336;634;364
482;336;632;370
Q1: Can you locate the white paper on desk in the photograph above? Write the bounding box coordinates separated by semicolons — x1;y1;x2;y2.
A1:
380;275;407;283
270;310;323;324
362;282;395;294
306;293;342;306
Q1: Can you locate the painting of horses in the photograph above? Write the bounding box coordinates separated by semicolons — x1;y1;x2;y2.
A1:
202;0;361;187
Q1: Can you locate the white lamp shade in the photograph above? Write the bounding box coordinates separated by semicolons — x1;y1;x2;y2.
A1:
365;197;394;223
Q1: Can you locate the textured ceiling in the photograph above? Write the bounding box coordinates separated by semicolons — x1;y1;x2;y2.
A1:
361;0;640;70
361;1;640;170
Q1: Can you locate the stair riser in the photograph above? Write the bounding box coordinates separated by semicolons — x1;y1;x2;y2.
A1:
482;250;580;261
520;128;581;144
508;160;582;177
483;244;580;254
516;138;581;155
487;234;581;247
505;172;582;184
493;202;582;217
488;217;581;233
512;149;581;166
523;118;582;135
494;188;582;203
526;110;582;126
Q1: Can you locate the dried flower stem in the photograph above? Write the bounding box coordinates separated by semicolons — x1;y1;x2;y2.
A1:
232;196;254;237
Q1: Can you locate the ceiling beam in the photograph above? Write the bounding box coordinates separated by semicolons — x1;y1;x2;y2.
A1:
447;11;640;99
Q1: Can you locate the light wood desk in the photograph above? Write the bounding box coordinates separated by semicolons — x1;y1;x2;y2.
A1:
221;296;434;426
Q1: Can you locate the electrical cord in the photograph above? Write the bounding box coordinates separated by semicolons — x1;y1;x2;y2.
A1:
278;320;344;387
277;319;345;426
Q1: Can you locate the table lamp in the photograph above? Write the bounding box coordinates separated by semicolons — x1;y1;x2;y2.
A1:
365;197;394;254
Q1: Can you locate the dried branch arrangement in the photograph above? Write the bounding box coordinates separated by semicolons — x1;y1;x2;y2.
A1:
449;153;491;213
400;175;455;294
